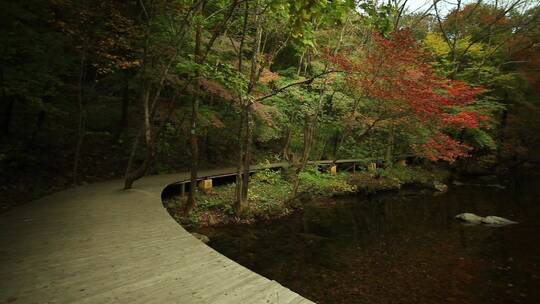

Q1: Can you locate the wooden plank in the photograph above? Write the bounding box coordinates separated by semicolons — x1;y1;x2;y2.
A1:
0;166;316;304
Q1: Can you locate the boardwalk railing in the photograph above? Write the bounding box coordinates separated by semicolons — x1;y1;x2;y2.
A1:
161;158;409;199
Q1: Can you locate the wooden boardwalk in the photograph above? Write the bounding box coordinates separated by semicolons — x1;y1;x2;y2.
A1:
0;168;315;303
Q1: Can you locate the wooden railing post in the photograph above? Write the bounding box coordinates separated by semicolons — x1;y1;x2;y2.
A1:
198;178;213;193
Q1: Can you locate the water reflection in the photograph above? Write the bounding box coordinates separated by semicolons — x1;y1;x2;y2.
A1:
195;172;540;304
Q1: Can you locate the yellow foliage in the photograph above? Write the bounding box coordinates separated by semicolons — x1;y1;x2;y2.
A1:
456;36;486;59
424;33;450;56
425;33;486;60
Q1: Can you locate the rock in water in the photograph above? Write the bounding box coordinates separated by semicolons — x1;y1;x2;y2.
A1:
191;232;210;244
455;213;518;227
481;216;518;226
433;181;448;192
455;213;484;224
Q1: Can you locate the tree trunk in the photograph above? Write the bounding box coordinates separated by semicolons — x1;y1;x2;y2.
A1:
125;127;142;178
124;87;154;189
332;131;341;163
73;51;87;185
234;0;262;213
0;62;14;136
237;0;249;72
241;105;253;203
291;115;316;197
496;106;509;162
73;114;86;185
123;0;233;190
124;93;179;189
332;95;357;162
184;2;204;215
116;72;130;140
385;126;394;167
234;106;245;213
282;126;292;160
297;50;305;76
289;80;328;200
185;93;199;213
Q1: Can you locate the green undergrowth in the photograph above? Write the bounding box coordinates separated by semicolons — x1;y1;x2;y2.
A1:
348;165;450;193
166;167;355;227
298;165;356;195
166;165;449;227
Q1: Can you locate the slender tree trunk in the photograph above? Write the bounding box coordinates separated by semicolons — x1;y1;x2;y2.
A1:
123;9;174;189
124;0;235;190
124;77;176;189
237;0;249;72
143;88;153;160
124;87;154;189
291;115;316;197
319;138;329;160
282;126;292;160
185;94;199;213
73;115;86;185
247;0;262;92
184;2;204;215
234;106;245;212
233;0;250;212
116;71;130;139
297;50;305;76
289;80;328;199
73;51;87;185
497;106;509;162
125;128;142;177
234;0;262;213
385;126;394;167
332;96;357;162
0;62;14;136
124;93;179;187
303;51;309;74
332;131;341;163
241;105;253;203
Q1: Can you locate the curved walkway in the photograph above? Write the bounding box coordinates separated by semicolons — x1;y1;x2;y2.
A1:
0;168;315;303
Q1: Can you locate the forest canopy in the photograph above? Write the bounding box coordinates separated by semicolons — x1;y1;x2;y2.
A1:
1;0;539;212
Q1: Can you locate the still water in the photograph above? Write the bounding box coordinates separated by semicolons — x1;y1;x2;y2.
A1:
195;172;540;304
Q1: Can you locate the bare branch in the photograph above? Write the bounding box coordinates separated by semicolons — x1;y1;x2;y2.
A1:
255;70;342;102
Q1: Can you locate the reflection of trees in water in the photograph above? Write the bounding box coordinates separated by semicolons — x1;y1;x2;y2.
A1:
297;184;533;251
300;196;388;247
204;174;540;304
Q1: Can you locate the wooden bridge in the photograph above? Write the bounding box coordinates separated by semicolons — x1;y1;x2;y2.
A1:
0;160;370;303
163;159;377;196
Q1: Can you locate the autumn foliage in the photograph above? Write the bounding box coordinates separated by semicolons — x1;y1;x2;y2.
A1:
328;30;486;162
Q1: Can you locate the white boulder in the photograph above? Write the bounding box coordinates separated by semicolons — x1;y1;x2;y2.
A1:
455;213;518;226
481;216;518;226
455;213;484;224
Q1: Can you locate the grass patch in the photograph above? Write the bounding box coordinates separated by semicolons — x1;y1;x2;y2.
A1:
298;165;356;196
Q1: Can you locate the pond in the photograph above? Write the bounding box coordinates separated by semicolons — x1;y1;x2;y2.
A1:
192;171;540;304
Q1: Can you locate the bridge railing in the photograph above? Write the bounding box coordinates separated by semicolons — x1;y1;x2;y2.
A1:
161;156;413;201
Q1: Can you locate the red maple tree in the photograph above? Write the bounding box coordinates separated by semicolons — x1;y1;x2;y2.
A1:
328;29;486;162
